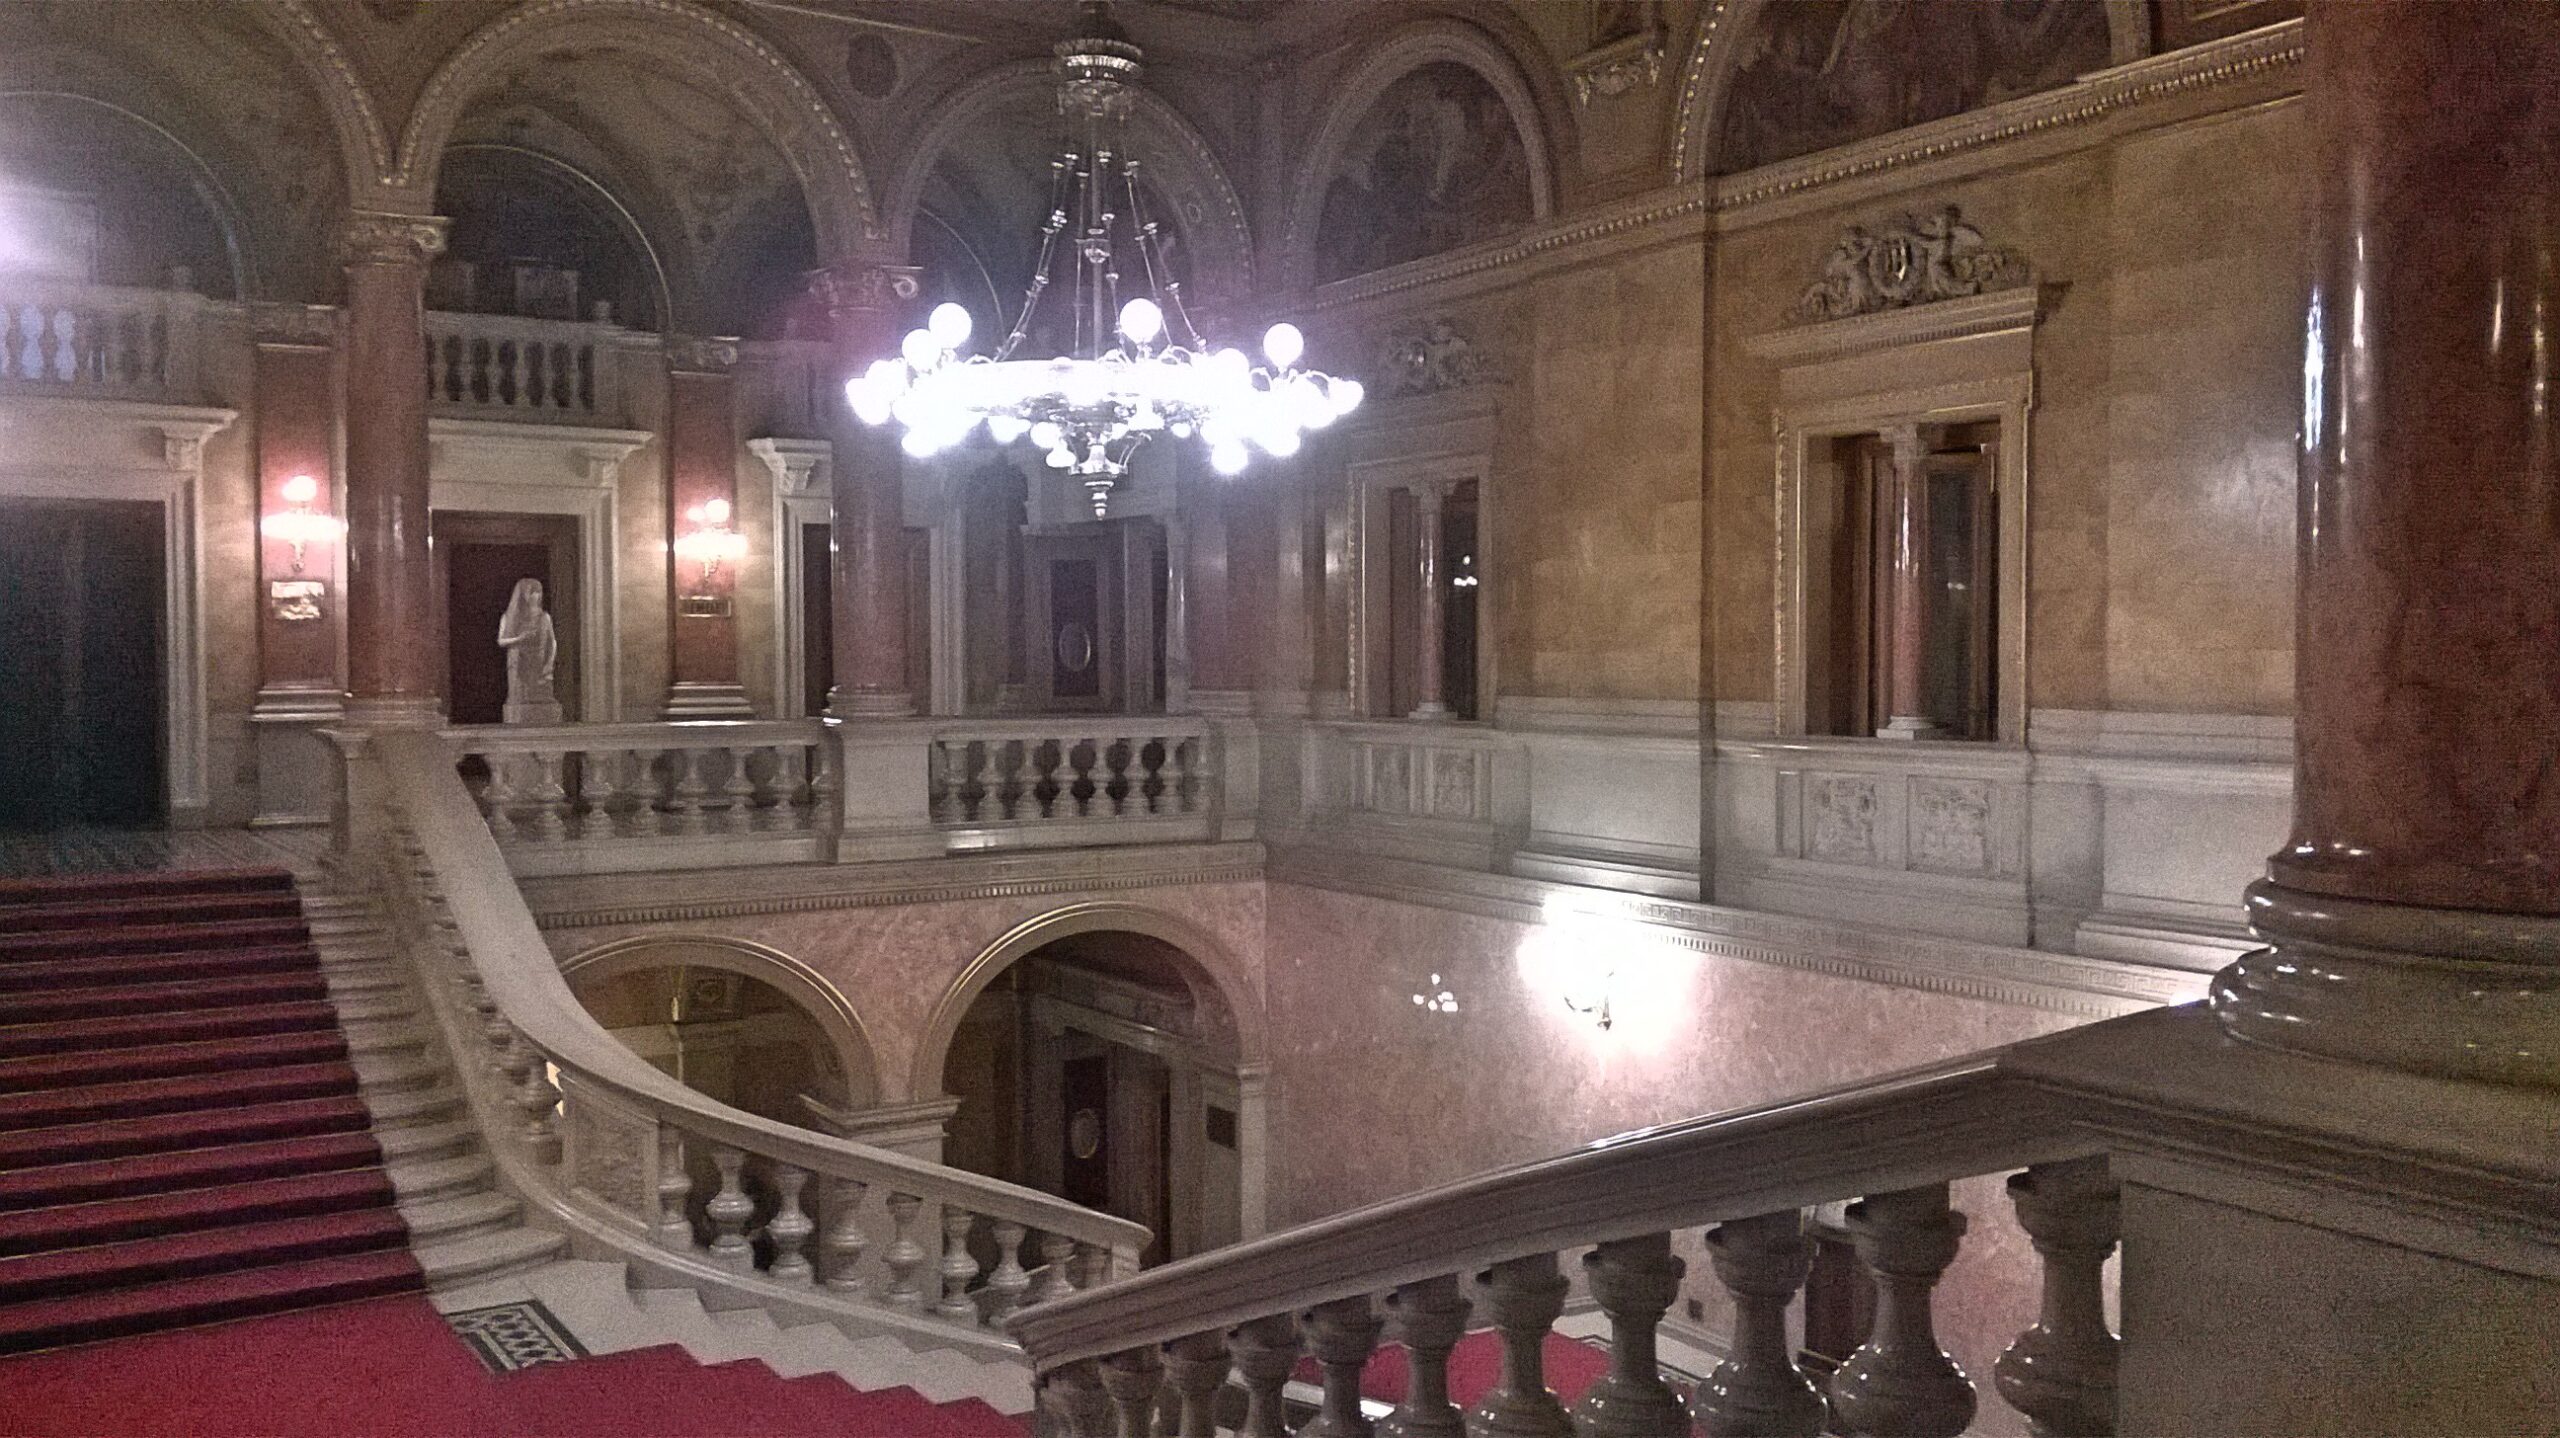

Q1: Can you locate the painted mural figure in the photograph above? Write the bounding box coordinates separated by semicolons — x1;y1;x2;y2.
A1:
1313;61;1532;283
498;576;563;724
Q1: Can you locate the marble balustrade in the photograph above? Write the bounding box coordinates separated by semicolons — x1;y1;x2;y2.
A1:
422;310;635;423
367;727;1149;1350
0;276;204;400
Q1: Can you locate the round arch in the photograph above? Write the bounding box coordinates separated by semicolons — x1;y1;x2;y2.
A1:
1669;0;2154;183
0;91;257;299
880;59;1255;308
911;902;1267;1103
560;933;884;1107
1277;17;1561;294
391;0;880;255
255;0;395;197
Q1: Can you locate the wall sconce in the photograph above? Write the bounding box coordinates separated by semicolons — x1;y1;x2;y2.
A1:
1451;553;1479;589
673;496;747;591
259;473;342;576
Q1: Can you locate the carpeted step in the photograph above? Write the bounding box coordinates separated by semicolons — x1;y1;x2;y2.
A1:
0;1206;411;1306
0;1132;387;1213
0;944;320;993
0;919;312;962
0;972;332;1026
0;1029;349;1092
0;1062;361;1135
0;1167;400;1258
0;999;341;1059
0;1247;423;1356
0;1095;373;1170
0;868;294;909
0;892;306;935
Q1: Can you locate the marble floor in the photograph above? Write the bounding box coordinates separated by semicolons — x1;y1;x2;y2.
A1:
0;825;331;880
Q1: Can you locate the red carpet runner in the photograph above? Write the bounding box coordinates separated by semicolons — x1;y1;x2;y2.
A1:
0;868;422;1355
0;1294;1027;1436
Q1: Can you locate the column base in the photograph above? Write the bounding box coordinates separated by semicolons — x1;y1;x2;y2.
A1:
2210;879;2560;1088
1406;700;1453;723
338;694;444;730
1875;715;1944;740
251;687;343;827
504;700;566;725
661;682;755;720
826;685;916;720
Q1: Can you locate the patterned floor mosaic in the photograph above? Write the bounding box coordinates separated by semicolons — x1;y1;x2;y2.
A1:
444;1299;591;1375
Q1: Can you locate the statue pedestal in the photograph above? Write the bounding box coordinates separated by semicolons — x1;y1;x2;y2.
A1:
503;699;564;725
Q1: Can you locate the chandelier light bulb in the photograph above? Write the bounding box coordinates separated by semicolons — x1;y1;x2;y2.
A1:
1262;322;1304;370
1029;420;1064;451
928;302;973;349
1209;439;1250;476
901;328;942;372
701;497;731;525
901;428;939;459
1046;445;1074;469
1330;378;1366;417
1118;297;1164;348
1209;348;1250;385
849;379;895;427
989;415;1030;444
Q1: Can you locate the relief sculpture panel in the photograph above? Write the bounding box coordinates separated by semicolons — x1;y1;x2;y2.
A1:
1909;778;1993;875
1807;774;1881;863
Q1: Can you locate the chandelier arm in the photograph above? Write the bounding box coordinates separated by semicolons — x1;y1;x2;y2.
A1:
1123;175;1201;353
995;162;1075;364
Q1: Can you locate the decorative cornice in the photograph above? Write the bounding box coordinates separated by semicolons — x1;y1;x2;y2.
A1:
1304;185;1709;315
339;211;448;269
526;853;1265;930
1745;285;2048;365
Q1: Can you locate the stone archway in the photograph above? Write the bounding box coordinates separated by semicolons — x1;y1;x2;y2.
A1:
560;933;884;1111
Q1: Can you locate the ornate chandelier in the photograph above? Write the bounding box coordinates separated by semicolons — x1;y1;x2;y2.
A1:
844;2;1361;518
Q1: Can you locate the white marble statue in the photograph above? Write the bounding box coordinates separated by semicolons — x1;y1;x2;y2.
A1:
497;577;563;724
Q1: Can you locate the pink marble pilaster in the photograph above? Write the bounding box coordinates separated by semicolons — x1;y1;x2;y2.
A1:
814;262;920;719
1409;480;1451;721
1878;424;1939;740
663;338;752;718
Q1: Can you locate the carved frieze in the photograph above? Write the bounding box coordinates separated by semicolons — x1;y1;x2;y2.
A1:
1910;779;1993;875
1429;751;1481;821
1788;207;2029;324
339;212;449;269
1807;775;1880;863
1371;317;1498;400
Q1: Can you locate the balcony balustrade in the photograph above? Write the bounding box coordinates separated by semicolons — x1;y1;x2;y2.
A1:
0;278;205;401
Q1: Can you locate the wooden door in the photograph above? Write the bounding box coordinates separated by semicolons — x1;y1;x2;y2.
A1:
0;500;164;828
433;511;580;724
1023;529;1123;712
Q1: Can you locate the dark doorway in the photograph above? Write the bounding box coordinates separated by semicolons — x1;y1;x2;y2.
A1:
801;522;832;716
0;500;165;829
435;511;580;725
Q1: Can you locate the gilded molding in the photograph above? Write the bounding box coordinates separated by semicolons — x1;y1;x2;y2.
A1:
1567;30;1667;107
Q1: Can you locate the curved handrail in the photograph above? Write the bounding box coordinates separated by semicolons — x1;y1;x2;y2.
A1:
374;728;1150;1258
1006;1051;2095;1372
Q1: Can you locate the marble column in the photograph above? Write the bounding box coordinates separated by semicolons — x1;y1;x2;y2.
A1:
2212;0;2560;1086
1181;464;1245;715
1408;480;1452;721
1876;423;1940;740
813;262;921;719
663;336;754;718
250;307;345;824
337;212;447;728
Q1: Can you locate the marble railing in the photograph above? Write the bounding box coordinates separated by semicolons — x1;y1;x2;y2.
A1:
1010;1056;2119;1438
450;720;837;877
365;728;1149;1351
926;721;1215;839
424;311;631;422
0;277;205;400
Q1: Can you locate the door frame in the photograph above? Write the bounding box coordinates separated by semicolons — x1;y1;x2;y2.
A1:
428;418;645;722
0;398;233;822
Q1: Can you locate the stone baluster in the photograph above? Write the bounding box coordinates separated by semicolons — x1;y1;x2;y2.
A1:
1069;738;1099;816
1140;737;1169;814
1164;1330;1233;1438
883;1192;927;1307
1299;1294;1384;1438
1099;1345;1167;1438
579;749;618;839
1104;738;1134;815
1831;1185;1976;1438
1384;1274;1470;1438
1227;1312;1302;1438
1469;1253;1574;1438
1995;1158;2122;1437
527;751;570;840
995;739;1028;819
628;749;666;836
669;748;711;834
720;745;758;833
767;1162;814;1283
807;740;838;826
1694;1210;1826;1438
935;1205;982;1322
1032;739;1065;817
481;755;519;840
927;741;955;822
704;1145;756;1272
509;1030;560;1163
983;1220;1031;1323
654;1127;694;1249
1176;736;1203;812
485;1008;521;1078
774;746;809;830
1039;1362;1114;1438
1073;1241;1116;1290
1578;1234;1689;1438
821;1177;868;1292
955;741;988;822
1030;1232;1080;1305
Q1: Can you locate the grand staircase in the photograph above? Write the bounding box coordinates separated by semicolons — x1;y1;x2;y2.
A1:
0;867;556;1354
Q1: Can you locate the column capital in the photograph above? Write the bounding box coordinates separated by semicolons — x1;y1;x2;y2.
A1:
339;211;449;269
806;260;921;323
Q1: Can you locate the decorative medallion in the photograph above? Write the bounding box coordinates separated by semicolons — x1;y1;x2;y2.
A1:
1789;206;2030;324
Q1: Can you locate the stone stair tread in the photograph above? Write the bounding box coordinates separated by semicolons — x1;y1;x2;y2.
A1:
385;1151;493;1200
361;1086;463;1129
708;1304;782;1332
415;1225;564;1288
374;1119;474;1161
401;1188;518;1241
349;1052;441;1090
